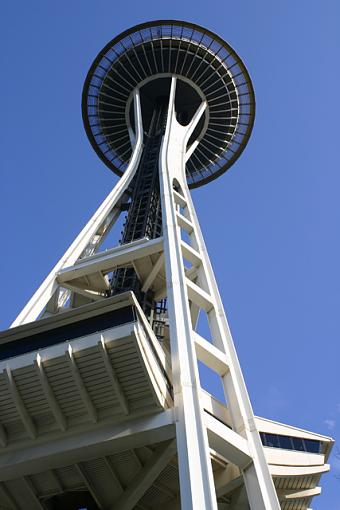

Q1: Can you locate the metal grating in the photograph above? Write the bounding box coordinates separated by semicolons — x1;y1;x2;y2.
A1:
43;355;88;419
107;339;156;410
54;464;83;491
73;346;119;411
29;471;59;497
108;449;141;487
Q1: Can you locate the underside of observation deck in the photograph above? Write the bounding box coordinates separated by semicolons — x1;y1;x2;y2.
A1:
0;296;332;510
82;19;255;188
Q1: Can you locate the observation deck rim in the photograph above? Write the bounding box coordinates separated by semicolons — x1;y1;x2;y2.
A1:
82;19;256;188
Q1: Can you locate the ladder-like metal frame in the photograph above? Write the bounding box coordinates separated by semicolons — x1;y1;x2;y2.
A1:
11;79;281;510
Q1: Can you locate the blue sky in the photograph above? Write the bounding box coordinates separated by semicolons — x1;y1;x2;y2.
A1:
1;1;340;507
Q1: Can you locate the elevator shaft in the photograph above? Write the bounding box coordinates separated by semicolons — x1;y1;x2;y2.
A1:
110;104;167;302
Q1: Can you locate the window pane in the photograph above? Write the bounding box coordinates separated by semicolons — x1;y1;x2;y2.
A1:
292;437;304;451
304;439;321;454
278;435;293;450
264;433;280;448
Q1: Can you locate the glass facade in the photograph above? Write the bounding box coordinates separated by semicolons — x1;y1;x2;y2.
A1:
260;432;322;454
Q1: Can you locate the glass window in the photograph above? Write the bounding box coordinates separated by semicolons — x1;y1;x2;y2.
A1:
278;435;293;450
264;433;280;448
292;437;305;451
304;439;321;454
259;433;322;454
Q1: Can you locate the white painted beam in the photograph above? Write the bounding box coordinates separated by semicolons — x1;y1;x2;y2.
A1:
200;391;230;426
49;469;63;493
185;265;199;281
190;301;200;329
130;293;171;376
153;286;167;301
66;345;97;423
0;410;175;481
57;237;163;284
99;336;129;415
61;282;104;301
186;278;214;312
22;476;45;510
180;240;202;267
110;440;177;510
269;463;330;477
80;206;122;259
4;367;37;439
185;140;199;162
0;422;7;448
44;289;60;315
179;152;282;509
205;411;251;468
214;465;242;498
35;354;67;432
176;212;193;233
0;481;19;510
160;77;218;510
141;253;164;293
11;89;144;327
130;448;143;469
281;487;321;500
76;463;104;509
104;456;124;497
228;485;249;510
173;189;187;208
194;332;229;376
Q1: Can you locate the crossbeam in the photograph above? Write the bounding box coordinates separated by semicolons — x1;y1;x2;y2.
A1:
76;463;104;509
0;481;19;510
99;336;129;415
110;440;177;510
4;367;37;439
66;345;97;423
0;425;7;449
141;253;164;293
22;477;45;510
0;410;176;481
176;212;194;233
186;278;214;312
10;89;144;327
205;412;251;468
284;487;321;500
194;332;229;376
35;354;67;432
181;240;202;267
57;237;163;284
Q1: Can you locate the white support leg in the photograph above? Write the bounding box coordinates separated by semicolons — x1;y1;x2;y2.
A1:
11;89;144;328
181;175;281;510
159;77;280;510
159;77;218;510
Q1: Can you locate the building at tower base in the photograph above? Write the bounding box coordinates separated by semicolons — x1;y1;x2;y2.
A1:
0;294;332;509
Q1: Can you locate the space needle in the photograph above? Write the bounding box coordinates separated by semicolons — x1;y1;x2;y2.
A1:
0;20;332;510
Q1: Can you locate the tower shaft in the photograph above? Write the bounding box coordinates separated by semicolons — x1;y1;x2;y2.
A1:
9;82;281;509
111;104;165;300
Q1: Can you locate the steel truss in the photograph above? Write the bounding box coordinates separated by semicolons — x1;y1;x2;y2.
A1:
11;80;281;510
